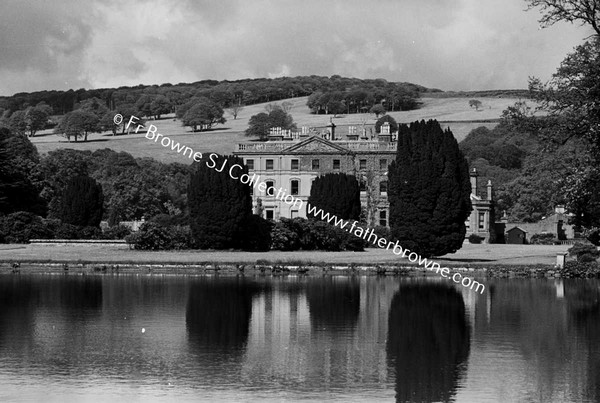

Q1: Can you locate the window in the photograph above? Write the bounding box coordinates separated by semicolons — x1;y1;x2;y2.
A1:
265;209;274;220
359;159;367;170
478;212;486;230
246;159;254;170
465;219;470;230
291;210;298;218
312;159;320;170
333;159;340;170
266;180;275;196
266;159;274;170
291;159;299;171
359;180;366;192
379;181;388;193
379;159;387;170
291;179;299;195
379;210;387;227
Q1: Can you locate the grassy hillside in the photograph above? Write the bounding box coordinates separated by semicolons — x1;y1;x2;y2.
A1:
31;96;524;163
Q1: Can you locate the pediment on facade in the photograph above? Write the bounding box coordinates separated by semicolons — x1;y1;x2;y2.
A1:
282;136;352;154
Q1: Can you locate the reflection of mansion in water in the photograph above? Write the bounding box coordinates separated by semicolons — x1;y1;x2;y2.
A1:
234;122;494;242
239;277;478;397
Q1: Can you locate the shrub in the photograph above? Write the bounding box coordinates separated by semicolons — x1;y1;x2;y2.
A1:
54;223;82;239
50;223;101;239
78;226;102;239
168;225;194;250
468;234;484;244
372;225;393;242
579;253;598;263
585;228;600;246
270;217;365;252
0;212;53;243
125;222;193;250
101;224;132;240
271;222;300;251
568;242;600;262
530;233;555;245
341;233;366;251
559;260;600;277
126;222;171;250
305;221;345;251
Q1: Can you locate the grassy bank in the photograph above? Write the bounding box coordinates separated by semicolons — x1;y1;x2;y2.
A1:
0;243;571;266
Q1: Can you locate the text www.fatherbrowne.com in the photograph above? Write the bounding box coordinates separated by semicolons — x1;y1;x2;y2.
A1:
122;114;485;294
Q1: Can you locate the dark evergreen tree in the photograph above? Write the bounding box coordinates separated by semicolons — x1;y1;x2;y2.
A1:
188;154;253;249
0;127;46;216
58;176;104;227
307;173;361;221
388;120;471;257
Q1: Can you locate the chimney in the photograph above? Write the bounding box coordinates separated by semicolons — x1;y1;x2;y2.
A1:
470;168;478;196
487;180;493;201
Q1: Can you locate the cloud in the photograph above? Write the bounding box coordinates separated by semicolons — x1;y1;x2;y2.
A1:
0;0;97;93
0;0;594;95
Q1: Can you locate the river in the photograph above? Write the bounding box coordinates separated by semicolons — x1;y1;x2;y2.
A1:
0;273;598;402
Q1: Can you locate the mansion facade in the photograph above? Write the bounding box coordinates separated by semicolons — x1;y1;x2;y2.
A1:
233;122;494;242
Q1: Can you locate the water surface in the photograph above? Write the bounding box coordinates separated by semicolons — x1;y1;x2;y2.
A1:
0;273;598;402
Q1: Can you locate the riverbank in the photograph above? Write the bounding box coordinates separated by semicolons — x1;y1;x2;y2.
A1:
0;243;571;266
0;243;580;280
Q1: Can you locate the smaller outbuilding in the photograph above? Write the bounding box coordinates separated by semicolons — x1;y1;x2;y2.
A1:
506;227;527;244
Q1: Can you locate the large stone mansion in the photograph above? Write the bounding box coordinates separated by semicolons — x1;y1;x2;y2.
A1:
233;121;494;242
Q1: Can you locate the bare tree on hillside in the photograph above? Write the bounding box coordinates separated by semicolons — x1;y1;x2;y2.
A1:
281;101;293;113
525;0;600;36
228;104;244;120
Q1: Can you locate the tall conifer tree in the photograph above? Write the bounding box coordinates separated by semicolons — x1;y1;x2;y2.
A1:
188;155;253;249
58;176;104;227
388;120;471;257
307;173;361;221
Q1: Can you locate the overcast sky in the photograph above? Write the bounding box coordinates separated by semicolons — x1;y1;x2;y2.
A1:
0;0;593;96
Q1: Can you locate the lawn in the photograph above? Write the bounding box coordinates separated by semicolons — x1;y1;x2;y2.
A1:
30;96;524;163
0;243;571;266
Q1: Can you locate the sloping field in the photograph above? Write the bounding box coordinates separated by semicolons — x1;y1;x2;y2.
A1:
31;95;525;163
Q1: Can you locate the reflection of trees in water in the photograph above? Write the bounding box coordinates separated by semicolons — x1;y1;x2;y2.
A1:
305;277;360;332
186;278;261;355
566;281;600;402
59;276;103;311
0;275;104;350
0;276;39;347
387;283;470;403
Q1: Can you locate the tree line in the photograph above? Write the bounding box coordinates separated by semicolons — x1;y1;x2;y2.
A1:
0;75;436;120
306;82;421;116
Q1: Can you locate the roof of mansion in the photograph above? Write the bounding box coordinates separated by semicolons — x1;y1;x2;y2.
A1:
235;135;397;155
